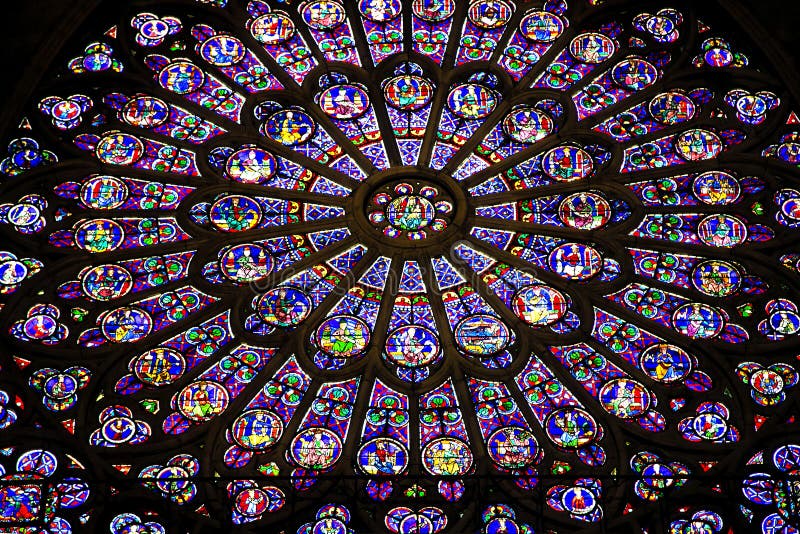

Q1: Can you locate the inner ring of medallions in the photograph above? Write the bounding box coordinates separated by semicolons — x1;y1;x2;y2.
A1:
350;169;469;250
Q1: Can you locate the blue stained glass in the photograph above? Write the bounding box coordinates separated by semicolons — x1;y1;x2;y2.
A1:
163;345;277;434
358;0;403;65
68;41;123;73
192;24;284;92
550;344;664;432
455;1;515;65
49;217;191;253
300;1;360;65
532;27;618;90
58;250;194;300
432;73;501;170
288;378;360;480
572;56;662;121
419;380;473;484
466;377;540;471
620;128;733;173
77;285;219;348
304;256;390;369
146;54;245;122
5;2;800;531
385;261;440;382
498;8;565;80
225;355;311;467
247;2;318;83
77;131;201;175
399;261;426;293
316;75;390;169
255;101;368;179
411;1;456;64
56;175;195;210
357;380;410;482
104;92;227;143
515;354;606;466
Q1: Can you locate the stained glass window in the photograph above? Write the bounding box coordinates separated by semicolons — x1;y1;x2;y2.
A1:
2;0;800;532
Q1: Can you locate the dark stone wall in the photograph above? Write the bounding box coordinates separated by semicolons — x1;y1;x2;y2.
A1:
0;0;102;135
750;0;800;51
0;1;99;89
0;0;796;130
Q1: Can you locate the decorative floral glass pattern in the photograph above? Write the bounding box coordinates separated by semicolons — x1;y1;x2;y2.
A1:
1;0;800;532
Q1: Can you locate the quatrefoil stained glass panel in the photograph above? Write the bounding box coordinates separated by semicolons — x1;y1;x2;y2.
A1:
3;0;800;532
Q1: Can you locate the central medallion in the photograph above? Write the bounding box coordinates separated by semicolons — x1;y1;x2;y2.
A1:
367;180;454;240
386;194;435;231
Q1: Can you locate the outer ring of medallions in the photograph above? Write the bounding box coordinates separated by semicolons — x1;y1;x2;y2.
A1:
349;167;470;252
